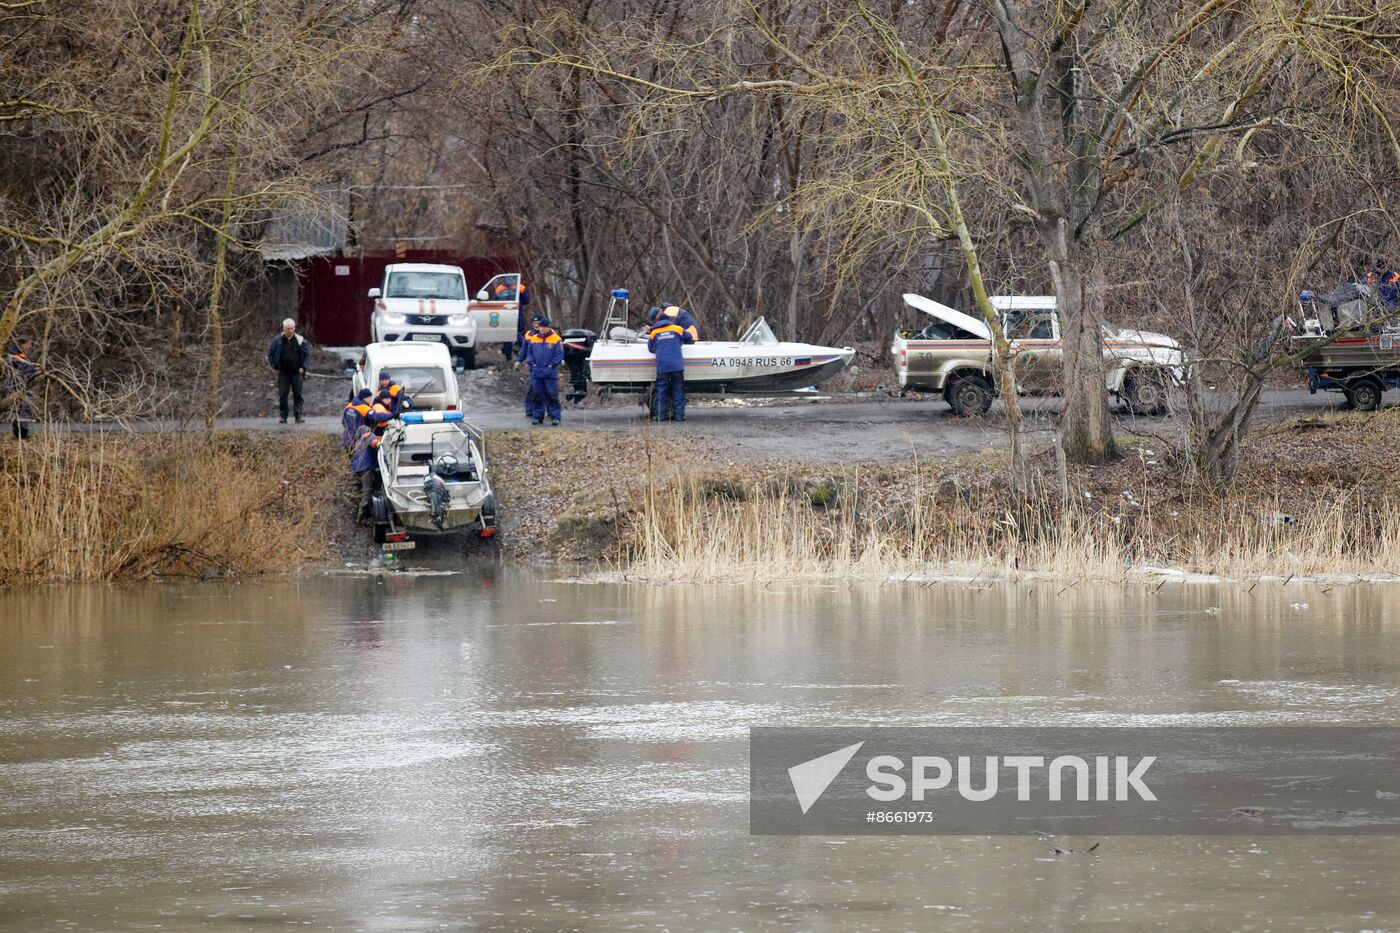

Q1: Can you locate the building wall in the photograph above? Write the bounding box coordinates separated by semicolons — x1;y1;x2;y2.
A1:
296;252;516;346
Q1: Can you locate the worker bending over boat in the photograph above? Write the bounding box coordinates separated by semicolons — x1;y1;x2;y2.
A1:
374;370;412;418
351;423;381;524
648;307;694;422
365;401;394;437
646;303;700;341
341;388;374;448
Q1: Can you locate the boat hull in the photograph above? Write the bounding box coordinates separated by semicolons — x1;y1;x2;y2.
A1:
587;342;855;393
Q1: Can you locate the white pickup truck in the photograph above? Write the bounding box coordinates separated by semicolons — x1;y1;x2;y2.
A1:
891;293;1185;416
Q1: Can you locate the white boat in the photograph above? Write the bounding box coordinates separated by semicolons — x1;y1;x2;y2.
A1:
584;289;855;393
369;410;498;546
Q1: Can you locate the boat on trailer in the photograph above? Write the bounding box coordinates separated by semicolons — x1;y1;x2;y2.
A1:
581;289;856;394
369;410;498;548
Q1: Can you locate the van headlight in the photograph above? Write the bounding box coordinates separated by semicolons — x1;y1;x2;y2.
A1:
383;310;406;324
449;313;470;326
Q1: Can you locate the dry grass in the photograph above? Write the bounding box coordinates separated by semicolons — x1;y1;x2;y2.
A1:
0;431;338;587
627;465;1400;585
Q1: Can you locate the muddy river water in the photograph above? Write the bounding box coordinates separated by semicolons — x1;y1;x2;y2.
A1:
3;568;1399;930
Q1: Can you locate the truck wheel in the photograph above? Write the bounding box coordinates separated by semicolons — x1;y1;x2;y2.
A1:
946;375;993;417
373;521;388;544
1122;370;1169;416
1344;378;1383;412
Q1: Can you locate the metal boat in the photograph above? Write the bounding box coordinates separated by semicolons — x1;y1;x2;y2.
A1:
369;410;498;545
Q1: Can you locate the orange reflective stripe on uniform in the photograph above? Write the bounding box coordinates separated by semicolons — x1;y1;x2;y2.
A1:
650;323;685;337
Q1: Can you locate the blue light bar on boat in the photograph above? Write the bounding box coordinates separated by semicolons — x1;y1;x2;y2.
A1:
400;410;464;424
611;288;630;300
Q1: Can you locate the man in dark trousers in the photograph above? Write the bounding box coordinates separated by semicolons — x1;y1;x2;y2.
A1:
373;370;412;418
647;307;694;421
341;388;374;448
515;314;563;425
6;338;37;439
657;300;700;340
265;318;309;423
350;423;381;524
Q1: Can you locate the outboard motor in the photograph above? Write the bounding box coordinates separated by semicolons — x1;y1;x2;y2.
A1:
423;471;451;530
561;328;597;403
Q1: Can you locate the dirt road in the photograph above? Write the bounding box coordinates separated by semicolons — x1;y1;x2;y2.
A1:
57;360;1352;462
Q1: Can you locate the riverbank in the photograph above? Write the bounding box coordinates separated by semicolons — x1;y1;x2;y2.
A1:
496;407;1400;583
0;431;342;587
3;406;1398;586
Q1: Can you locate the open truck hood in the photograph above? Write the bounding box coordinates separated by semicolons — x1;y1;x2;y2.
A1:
903;293;991;340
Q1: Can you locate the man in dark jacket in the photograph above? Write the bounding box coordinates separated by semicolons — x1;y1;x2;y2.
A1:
266;318;310;423
350;423;381;523
373;369;412;419
6;338;37;439
647;309;694;421
657;300;700;341
1367;259;1399;310
515;314;564;425
341;388;374;448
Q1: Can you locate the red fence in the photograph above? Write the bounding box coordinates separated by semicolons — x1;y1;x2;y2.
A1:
296;252;516;346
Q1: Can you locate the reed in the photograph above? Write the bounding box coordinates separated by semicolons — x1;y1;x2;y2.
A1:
0;430;336;587
627;470;1400;584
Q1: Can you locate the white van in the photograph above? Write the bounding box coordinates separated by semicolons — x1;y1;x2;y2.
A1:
352;342;461;413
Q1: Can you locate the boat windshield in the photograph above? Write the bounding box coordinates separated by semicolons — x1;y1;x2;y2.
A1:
739;317;779;346
431;427;475;479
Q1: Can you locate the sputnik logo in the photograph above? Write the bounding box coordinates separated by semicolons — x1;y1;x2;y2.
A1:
788;742;864;814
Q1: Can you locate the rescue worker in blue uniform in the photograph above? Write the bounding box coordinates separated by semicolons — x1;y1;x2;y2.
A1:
374;370;412;418
341;388;374;448
351;423;382;523
515;314;563;425
657;300;700;341
515;316;541;420
648;308;694;421
495;278;531;359
1367;260;1399;309
364;400;395;438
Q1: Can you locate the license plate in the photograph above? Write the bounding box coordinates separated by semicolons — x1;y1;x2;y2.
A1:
411;334;441;342
381;540;416;551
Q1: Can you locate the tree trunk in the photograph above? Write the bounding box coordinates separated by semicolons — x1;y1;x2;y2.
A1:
1047;225;1115;463
206;1;253;434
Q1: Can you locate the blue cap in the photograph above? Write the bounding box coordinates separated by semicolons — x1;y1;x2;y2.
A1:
378;370;391;381
357;388;373;400
533;315;551;327
611;288;630;300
